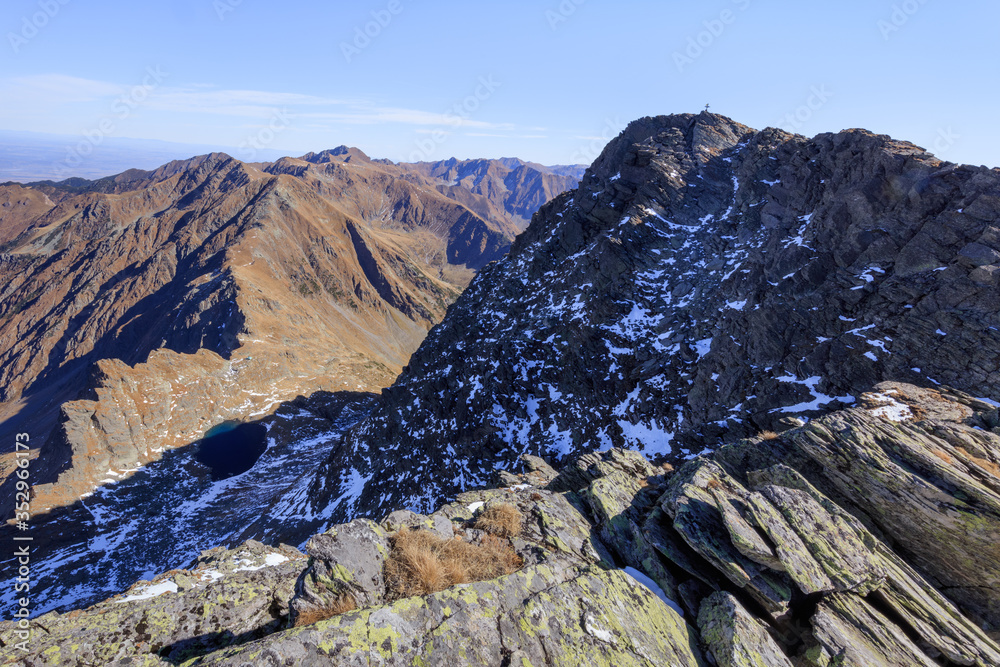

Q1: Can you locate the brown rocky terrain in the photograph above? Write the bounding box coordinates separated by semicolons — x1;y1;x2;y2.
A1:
0;149;578;516
398;156;585;230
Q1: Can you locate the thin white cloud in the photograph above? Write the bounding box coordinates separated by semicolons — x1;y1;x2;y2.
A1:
0;74;544;149
144;88;353;116
296;108;511;130
1;75;519;130
466;132;548;139
1;74;125;105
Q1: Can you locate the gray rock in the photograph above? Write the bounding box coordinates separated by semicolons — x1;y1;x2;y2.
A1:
786;408;1000;631
959;241;1000;267
698;591;793;667
805;593;939;667
288;519;390;624
186;567;706;667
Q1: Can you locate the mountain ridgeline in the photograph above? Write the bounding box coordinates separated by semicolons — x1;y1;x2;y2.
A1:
0;148;582;515
299;112;1000;525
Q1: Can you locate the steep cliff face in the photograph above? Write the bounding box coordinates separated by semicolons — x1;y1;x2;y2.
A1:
6;385;1000;666
0;148;577;514
301;112;1000;524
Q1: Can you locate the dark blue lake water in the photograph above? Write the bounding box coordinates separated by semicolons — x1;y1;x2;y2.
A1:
194;421;268;480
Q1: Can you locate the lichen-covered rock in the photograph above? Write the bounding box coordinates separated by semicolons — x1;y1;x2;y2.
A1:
549;448;660;492
805;593;940;667
0;543;305;666
698;591;793;667
586;470;679;601
380;509;454;540
871;544;1000;666
660;461;795;615
288;519;390;625
786;407;1000;632
185;567;705;667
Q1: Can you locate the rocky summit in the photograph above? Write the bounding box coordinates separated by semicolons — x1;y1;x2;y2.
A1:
4;383;1000;665
300;112;1000;526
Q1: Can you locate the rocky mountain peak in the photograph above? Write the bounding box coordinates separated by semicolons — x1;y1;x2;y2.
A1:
300;146;372;165
298;113;1000;529
589;112;754;179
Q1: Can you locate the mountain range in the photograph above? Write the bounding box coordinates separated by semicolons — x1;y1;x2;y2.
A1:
0;148;582;517
3;113;1000;666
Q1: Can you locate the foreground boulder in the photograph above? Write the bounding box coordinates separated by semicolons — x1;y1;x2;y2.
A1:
3;383;1000;666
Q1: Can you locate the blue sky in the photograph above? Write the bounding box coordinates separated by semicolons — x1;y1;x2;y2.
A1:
1;0;996;167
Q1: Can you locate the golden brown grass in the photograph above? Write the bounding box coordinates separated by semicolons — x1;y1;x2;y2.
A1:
930;449;954;465
384;527;523;599
706;478;722;490
759;430;780;441
293;592;357;627
474;503;523;538
955;447;1000;477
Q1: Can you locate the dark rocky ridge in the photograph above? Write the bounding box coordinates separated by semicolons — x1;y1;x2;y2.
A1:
299;112;1000;526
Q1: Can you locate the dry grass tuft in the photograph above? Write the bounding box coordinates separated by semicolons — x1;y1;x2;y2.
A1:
474;503;523;539
706;478;722;490
661;462;675;474
293;593;357;627
955;447;1000;477
930;449;954;465
759;430;780;441
384;527;523;599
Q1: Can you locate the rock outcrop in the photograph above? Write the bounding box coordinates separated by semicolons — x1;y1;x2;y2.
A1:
5;384;999;666
301;112;1000;527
